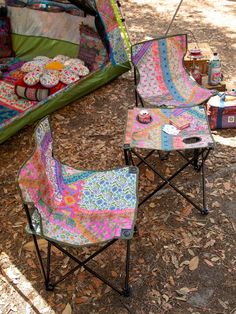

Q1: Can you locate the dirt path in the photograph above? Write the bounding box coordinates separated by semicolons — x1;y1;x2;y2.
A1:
0;1;236;313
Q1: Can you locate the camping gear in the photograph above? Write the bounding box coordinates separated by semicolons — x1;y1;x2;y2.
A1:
208;52;221;86
124;106;214;215
191;64;202;85
184;42;210;75
207;92;236;129
0;1;130;143
165;0;184;35
131;34;213;108
17;117;139;296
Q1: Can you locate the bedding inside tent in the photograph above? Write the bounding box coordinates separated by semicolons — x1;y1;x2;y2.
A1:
0;0;130;143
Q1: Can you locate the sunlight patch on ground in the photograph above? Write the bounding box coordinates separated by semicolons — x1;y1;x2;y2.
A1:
128;0;236;34
0;252;55;314
213;134;236;148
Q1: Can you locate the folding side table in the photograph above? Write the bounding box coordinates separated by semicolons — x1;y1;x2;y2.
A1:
123;106;215;214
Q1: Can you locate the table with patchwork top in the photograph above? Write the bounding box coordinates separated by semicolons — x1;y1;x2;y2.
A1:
123;106;215;214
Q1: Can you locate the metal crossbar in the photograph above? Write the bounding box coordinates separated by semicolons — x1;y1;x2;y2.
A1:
24;205;132;297
124;147;212;214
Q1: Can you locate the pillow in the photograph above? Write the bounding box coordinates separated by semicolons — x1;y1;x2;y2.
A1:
60;69;80;84
40;70;59;88
15;78;66;101
78;24;108;72
23;70;41;86
0;16;14;58
15;79;50;101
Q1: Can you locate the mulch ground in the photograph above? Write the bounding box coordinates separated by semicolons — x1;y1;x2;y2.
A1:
0;1;236;313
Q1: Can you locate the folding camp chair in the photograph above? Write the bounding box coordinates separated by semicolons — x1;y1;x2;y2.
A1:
17;117;139;297
131;34;213;108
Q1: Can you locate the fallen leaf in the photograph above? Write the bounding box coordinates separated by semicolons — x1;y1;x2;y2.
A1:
169;276;175;286
62;303;72;314
180;206;192;217
176;266;184;275
204;239;216;248
176;287;190;296
218;299;228;309
189;256;199;271
145;168;155;182
23;239;47;251
175;296;187;301
26;258;37;268
149;202;156;208
75;296;89;304
111;271;117;277
162;294;169;302
204;259;214;267
212;201;221;208
171;254;179;269
223;182;231;190
92;277;103;289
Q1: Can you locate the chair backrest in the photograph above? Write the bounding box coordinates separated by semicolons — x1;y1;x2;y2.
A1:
18;118;63;211
131;34;189;98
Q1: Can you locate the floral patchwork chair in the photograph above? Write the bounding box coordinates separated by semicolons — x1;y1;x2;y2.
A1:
131;34;213;108
17;117;139;296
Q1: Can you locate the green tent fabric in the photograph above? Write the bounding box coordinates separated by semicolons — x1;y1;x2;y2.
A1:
0;0;131;143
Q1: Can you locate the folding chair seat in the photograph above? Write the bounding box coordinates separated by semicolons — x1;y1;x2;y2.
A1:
131;34;213;108
17;117;139;296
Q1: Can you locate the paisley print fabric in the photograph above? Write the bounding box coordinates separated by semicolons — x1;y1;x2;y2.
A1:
124;106;215;151
131;34;213;108
18;118;138;246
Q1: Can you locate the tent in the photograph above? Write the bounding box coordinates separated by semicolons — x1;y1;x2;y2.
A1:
0;0;130;143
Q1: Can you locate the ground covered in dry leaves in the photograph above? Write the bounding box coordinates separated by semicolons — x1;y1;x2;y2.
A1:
0;0;236;313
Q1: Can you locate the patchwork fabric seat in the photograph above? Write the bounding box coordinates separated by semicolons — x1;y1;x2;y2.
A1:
131;34;213;108
18;117;139;296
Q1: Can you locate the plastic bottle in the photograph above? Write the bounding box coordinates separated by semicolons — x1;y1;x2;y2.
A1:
208;52;221;86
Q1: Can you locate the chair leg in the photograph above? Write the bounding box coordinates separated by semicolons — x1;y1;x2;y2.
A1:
31;234;54;291
32;234;48;285
46;242;54;291
200;151;209;215
134;68;138;107
193;149;200;170
158;151;170;161
123;240;131;297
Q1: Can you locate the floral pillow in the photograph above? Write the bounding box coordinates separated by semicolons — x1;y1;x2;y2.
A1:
78;24;109;72
15;78;66;101
21;56;90;88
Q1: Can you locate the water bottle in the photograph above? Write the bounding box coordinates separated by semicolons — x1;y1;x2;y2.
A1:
208;52;221;86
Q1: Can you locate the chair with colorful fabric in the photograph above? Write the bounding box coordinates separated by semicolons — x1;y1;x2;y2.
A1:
131;34;213;108
17;117;139;297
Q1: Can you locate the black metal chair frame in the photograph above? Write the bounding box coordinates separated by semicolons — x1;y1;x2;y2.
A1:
23;204;132;297
124;145;213;215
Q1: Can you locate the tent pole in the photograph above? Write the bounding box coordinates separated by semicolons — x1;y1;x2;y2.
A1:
165;0;184;36
116;0;133;46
